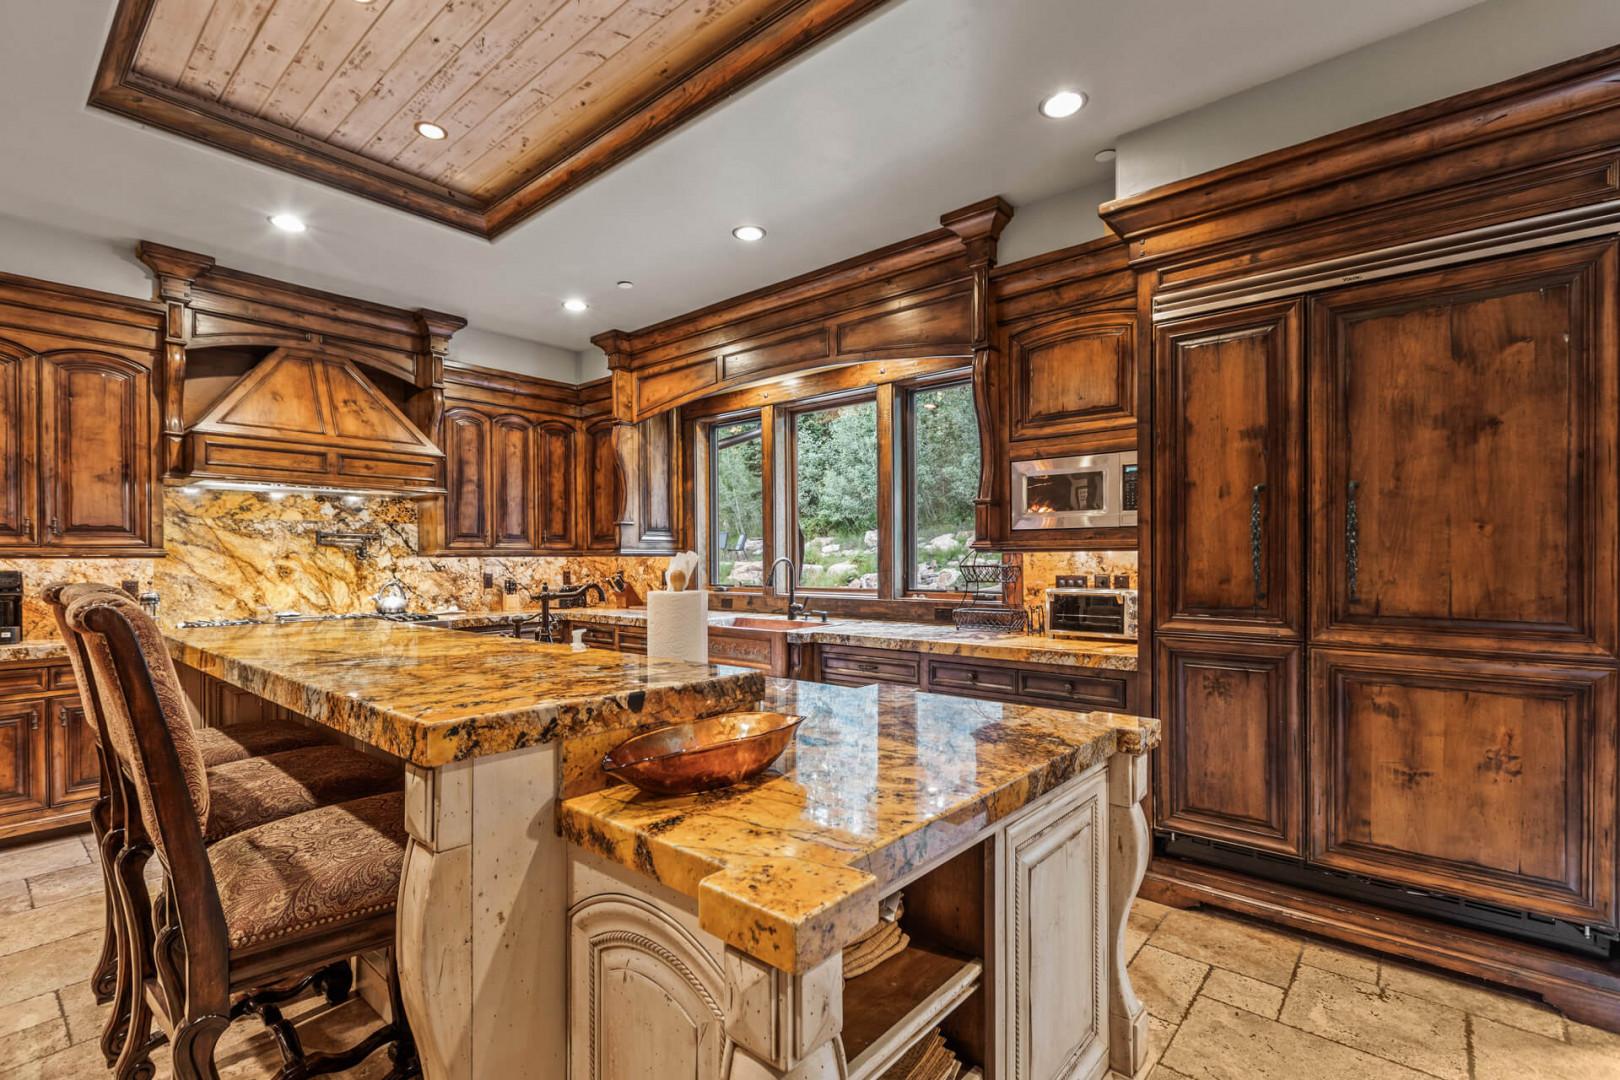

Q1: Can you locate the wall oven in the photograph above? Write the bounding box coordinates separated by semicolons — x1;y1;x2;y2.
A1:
1011;451;1137;530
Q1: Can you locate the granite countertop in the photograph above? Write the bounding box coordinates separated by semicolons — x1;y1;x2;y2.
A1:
166;621;765;767
0;640;68;663
561;678;1158;974
560;607;1138;671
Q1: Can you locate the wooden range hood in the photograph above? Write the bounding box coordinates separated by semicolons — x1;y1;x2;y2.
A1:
137;241;465;496
179;347;445;495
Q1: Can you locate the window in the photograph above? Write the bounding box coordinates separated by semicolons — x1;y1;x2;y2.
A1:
791;398;878;589
906;380;984;591
710;417;764;586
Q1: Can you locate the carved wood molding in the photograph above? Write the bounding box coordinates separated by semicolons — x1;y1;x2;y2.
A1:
597;197;1013;424
91;0;898;238
1099;43;1620;311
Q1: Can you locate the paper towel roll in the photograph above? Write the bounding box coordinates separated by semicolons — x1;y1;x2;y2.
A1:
646;589;709;664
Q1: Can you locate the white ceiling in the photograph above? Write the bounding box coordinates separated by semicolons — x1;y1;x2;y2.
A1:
1;0;1481;358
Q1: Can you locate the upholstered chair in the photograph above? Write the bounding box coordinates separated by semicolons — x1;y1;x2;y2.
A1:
48;584;410;1080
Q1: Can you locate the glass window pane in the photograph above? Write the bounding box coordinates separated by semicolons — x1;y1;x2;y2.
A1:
711;418;763;586
793;400;878;589
910;382;989;591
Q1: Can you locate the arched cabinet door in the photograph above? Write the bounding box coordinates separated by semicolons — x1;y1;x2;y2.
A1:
537;421;577;551
38;351;153;549
440;407;493;551
569;894;729;1080
490;414;537;551
0;341;37;548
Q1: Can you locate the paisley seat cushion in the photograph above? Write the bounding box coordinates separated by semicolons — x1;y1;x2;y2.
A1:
193;718;327;768
211;792;406;952
204;747;402;843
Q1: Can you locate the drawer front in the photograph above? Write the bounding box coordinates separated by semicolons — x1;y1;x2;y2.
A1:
708;632;773;670
48;666;78;692
616;629;647;655
0;666;50;699
820;647;920;686
580;627;618;649
1017;669;1128;709
926;659;1018;695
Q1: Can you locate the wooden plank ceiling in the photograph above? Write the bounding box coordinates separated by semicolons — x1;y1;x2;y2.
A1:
91;0;892;237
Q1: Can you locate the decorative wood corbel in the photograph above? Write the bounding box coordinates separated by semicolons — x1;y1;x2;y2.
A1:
411;311;465;444
136;241;216;476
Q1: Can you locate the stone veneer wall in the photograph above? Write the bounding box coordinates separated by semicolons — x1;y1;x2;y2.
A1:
1;489;669;641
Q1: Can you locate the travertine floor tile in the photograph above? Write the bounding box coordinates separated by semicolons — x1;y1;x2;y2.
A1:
1161;998;1432;1080
0;894;103;959
1201;968;1284;1020
1299;941;1380;984
1150;1069;1193;1080
0;1019;68;1072
1133;898;1175;928
1380;962;1565;1039
1278;964;1467;1080
1125;909;1157;963
0;881;29;917
0;1032;172;1080
1148;909;1301;987
55;980;101;1047
0;934;101;1010
1567;1019;1620;1054
0;841;86;888
0;995;58;1043
22;863;101;909
1129;944;1209;1023
1136;1013;1178;1078
1472;1014;1620;1080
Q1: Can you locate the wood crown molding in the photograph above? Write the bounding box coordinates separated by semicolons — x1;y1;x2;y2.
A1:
1099;41;1620;281
595;196;1013;422
91;0;897;238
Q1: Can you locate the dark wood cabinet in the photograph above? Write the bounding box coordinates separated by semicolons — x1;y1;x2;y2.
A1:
1308;647;1616;928
0;701;46;822
537;421;576;551
490;414;535;551
439;408;492;551
48;698;99;807
1156;636;1301;856
1154;301;1302;638
1309;243;1617;661
38;352;153;550
1007;310;1135;441
583;419;620;551
0;345;37;549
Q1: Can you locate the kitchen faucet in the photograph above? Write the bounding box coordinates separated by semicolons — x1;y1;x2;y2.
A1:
769;556;808;620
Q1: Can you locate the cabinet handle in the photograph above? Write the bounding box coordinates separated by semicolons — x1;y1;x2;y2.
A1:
1249;483;1267;604
49;518;60;536
856;662;879;673
21;517;31;536
29;716;39;730
1346;480;1361;602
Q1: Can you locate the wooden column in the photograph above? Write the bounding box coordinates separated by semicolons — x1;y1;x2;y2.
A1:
1107;750;1152;1077
135;242;215;477
939;198;1013;547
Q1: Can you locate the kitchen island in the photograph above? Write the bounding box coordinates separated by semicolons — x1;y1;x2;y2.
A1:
165;621;1157;1080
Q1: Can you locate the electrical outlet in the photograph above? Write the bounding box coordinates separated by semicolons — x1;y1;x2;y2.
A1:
482;572;494;589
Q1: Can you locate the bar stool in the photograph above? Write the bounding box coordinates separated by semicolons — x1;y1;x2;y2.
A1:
47;584;406;1078
67;588;416;1080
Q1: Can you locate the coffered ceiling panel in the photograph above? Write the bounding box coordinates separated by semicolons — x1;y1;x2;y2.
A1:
91;0;892;236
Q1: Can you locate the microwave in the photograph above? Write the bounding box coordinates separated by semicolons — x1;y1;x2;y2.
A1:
1011;451;1137;531
1044;585;1139;641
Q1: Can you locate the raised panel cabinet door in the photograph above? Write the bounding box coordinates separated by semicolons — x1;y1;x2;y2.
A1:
568;895;727;1080
490;414;536;551
1008;310;1135;440
0;702;47;817
1309;647;1617;927
0;345;38;548
1001;768;1108;1080
440;408;492;550
1310;241;1618;658
1156;636;1302;856
38;352;153;549
46;697;98;807
1154;300;1302;637
585;421;620;551
537;421;577;550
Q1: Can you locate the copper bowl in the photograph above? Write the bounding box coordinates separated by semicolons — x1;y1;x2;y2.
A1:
602;711;804;796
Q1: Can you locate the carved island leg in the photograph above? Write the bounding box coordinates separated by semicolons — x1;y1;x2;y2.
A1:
398;760;474;1080
723;949;845;1080
1107;752;1151;1078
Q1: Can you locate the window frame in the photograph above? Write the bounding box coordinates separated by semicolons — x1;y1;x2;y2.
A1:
900;373;985;598
705;412;766;589
782;388;883;594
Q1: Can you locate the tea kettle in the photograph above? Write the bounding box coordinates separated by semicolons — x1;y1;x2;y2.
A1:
373;577;409;614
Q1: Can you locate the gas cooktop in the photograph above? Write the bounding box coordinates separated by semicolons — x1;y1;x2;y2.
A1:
178;612;438;629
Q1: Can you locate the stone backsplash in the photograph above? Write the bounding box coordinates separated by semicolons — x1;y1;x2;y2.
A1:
1019;550;1138;612
2;489;668;641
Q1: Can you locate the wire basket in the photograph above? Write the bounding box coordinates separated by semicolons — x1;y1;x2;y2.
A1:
950;604;1027;632
956;555;1017;591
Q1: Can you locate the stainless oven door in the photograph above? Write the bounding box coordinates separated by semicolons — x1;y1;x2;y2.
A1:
1012;453;1122;530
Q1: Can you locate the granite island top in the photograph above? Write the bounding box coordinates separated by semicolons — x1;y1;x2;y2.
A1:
553;607;1139;671
166;621;765;767
561;678;1158;973
0;640;68;663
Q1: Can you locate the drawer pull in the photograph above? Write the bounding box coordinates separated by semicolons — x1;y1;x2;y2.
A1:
967;671;978;681
857;662;879;673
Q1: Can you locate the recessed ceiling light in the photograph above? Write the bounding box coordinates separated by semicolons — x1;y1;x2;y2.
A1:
1094;148;1117;163
268;213;306;233
414;121;447;140
1039;90;1087;119
563;298;589;313
732;225;766;242
616;280;634;289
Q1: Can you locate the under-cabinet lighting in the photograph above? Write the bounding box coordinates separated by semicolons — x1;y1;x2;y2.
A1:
1039;90;1086;119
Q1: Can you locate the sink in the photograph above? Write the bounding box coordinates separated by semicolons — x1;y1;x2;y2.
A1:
718;616;829;632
